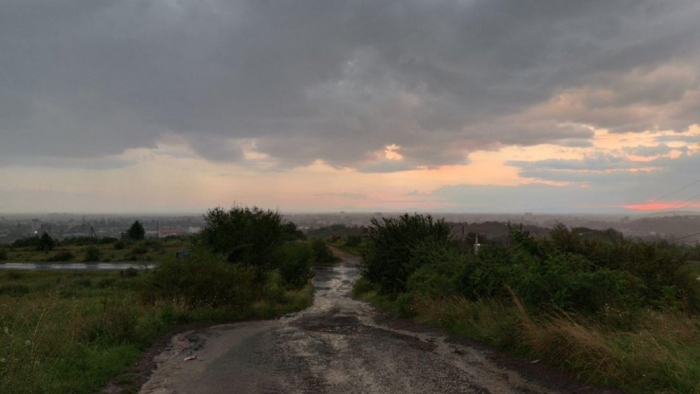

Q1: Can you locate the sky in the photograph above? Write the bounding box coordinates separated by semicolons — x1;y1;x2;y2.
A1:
1;0;699;214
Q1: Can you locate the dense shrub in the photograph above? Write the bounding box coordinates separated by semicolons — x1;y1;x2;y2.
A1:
311;239;336;264
12;236;40;248
282;222;306;241
84;246;102;262
345;235;363;248
37;232;56;252
200;206;285;271
0;249;7;261
360;218;699;315
278;243;315;289
360;214;452;294
140;251;258;309
131;245;148;255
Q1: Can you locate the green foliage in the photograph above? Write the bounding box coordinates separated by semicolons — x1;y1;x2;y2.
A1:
278;243;315;289
84;246;102;262
130;245;148;255
345;235;363;248
140;250;259;309
126;221;145;241
47;251;75;262
311;239;336;264
360;218;700;316
37;232;56;252
282;222;306;241
0;249;7;261
200;206;285;271
12;236;40;248
360;214;452;294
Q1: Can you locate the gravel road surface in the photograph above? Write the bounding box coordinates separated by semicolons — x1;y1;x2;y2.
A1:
138;249;615;394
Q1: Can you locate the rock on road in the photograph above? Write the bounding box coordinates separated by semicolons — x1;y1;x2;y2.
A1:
139;249;613;394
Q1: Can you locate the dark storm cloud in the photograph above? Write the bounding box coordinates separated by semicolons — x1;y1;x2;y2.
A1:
1;0;699;170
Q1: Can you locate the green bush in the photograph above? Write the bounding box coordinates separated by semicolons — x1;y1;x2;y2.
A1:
37;232;56;252
0;249;7;261
406;244;465;299
200;206;286;271
345;235;363;248
361;219;698;316
140;251;258;309
84;246;102;262
361;214;452;294
311;239;336;264
131;245;148;255
278;243;314;289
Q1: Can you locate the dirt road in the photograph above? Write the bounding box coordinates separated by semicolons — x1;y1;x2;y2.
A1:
139;249;614;394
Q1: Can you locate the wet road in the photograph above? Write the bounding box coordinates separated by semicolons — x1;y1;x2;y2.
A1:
138;251;589;394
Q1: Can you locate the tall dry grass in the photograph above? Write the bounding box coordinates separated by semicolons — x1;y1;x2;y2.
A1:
407;294;700;393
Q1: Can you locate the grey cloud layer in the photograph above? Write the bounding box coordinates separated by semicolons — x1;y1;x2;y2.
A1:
1;0;699;170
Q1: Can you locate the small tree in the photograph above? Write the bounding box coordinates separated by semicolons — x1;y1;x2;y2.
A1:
127;221;146;241
36;232;56;252
200;206;285;271
360;214;452;294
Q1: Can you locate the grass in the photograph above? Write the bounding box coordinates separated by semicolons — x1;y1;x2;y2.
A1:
0;270;313;394
0;237;190;263
354;278;700;394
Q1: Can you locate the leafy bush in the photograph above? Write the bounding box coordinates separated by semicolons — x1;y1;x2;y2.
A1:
140;251;258;309
406;244;466;299
282;222;306;241
83;246;102;262
311;239;336;264
99;237;119;244
360;214;452;294
131;245;148;255
13;236;42;248
278;243;314;289
114;240;126;250
37;232;56;252
360;219;699;315
345;235;363;248
0;249;7;261
200;206;285;271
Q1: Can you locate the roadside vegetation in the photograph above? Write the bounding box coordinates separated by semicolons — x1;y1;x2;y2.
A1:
0;233;191;263
353;214;700;394
0;206;315;394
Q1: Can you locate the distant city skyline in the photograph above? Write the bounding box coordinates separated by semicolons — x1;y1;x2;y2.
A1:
1;1;699;213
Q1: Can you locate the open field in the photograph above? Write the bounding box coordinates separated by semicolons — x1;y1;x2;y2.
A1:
0;237;190;263
0;269;313;394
